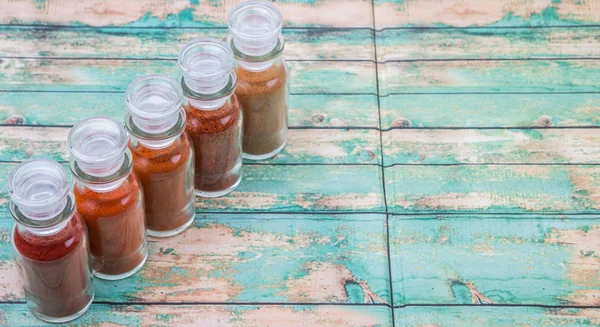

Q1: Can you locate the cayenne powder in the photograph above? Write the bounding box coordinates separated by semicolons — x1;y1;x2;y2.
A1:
69;117;148;280
73;173;147;277
126;74;196;237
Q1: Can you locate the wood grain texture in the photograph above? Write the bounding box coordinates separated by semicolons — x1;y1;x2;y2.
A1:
0;304;393;326
0;214;390;304
379;59;600;95
0;27;374;61
382;129;600;165
374;0;600;29
0;0;373;28
390;217;600;306
0;126;381;165
0;163;385;213
377;27;600;62
380;94;600;128
395;306;600;326
0;59;376;94
0;93;379;128
385;165;600;214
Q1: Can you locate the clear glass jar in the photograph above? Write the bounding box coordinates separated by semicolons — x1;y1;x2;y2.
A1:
178;37;243;197
228;1;289;160
68;117;148;280
125;74;196;237
9;159;94;323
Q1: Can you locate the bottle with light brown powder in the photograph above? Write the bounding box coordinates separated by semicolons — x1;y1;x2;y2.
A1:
228;1;288;160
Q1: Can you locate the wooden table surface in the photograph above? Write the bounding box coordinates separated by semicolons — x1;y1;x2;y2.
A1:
1;0;600;326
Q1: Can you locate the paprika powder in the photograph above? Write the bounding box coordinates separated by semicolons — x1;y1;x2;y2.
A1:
178;38;243;197
9;159;94;323
126;75;196;237
69;117;148;280
228;1;289;160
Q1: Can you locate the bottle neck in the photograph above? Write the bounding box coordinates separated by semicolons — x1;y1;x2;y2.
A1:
11;195;76;237
77;173;128;193
17;211;74;237
186;95;232;111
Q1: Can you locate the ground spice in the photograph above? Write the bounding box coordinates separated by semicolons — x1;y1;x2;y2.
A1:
185;96;242;194
235;60;288;158
129;133;195;234
73;174;147;277
13;214;93;319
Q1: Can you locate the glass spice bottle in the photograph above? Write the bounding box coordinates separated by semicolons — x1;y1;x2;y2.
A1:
68;117;148;280
178;37;243;197
126;75;196;237
228;1;289;160
9;159;94;323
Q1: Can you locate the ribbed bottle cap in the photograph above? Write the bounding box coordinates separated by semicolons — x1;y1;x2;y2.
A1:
228;1;282;57
178;38;235;95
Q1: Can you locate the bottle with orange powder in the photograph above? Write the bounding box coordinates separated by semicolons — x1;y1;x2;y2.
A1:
68;117;148;280
178;38;243;197
125;74;196;237
228;1;289;160
9;159;94;323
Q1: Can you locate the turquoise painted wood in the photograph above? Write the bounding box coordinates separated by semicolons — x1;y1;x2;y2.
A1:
390;216;600;306
0;59;376;94
379;60;600;95
0;93;379;128
380;94;600;128
1;27;374;61
0;126;382;165
1;0;600;325
374;0;600;29
0;304;393;326
0;213;390;304
0;163;386;214
395;307;600;326
382;129;600;165
0;0;374;28
377;27;600;62
385;165;600;214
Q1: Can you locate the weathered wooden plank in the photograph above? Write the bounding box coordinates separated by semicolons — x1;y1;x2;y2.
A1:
395;306;600;326
383;129;600;165
374;0;600;29
377;27;600;62
390;217;600;306
0;0;373;28
0;304;393;326
385;165;600;214
0;93;379;128
379;60;600;95
0;59;376;94
380;94;600;128
0;163;385;213
0;126;381;165
0;27;374;61
0;213;390;304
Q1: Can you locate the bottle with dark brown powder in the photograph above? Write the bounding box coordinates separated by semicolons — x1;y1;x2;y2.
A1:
178;37;243;197
228;1;289;160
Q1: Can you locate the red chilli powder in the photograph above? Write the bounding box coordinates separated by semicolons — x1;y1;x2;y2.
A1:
13;214;93;318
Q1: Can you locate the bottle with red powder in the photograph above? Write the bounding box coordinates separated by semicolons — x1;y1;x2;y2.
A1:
125;74;196;237
9;159;94;323
178;37;243;197
68;117;148;280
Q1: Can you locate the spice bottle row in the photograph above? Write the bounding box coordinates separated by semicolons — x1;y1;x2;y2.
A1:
7;1;288;323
